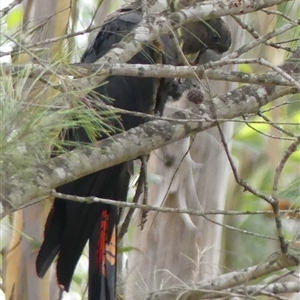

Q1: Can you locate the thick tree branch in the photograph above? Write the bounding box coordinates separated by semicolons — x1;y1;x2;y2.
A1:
89;0;293;84
1;79;297;216
2;59;299;87
0;0;293;59
171;0;294;24
1;13;299;218
147;252;299;300
1;45;299;214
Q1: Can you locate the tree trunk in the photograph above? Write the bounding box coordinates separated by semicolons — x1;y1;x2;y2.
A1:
3;1;71;299
124;15;244;299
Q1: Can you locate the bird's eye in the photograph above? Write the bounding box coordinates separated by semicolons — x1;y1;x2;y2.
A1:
210;33;220;43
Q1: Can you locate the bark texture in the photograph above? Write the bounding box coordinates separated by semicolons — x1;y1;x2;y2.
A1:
124;9;245;298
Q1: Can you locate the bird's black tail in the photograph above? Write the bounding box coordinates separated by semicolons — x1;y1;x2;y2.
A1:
88;209;118;300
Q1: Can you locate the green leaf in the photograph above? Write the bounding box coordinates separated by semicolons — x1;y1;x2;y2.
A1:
7;5;24;31
238;63;253;74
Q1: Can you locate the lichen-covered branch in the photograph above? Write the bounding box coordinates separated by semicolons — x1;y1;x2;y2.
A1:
147;252;299;299
1;84;296;214
90;0;293;84
1;45;298;215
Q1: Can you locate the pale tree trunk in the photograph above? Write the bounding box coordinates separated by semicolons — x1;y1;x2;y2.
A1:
86;0;116;46
3;1;71;299
125;16;245;299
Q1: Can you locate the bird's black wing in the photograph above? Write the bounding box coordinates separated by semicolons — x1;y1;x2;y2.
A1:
36;3;159;299
82;2;142;63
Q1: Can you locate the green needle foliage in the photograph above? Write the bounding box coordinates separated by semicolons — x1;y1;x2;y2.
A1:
0;63;119;179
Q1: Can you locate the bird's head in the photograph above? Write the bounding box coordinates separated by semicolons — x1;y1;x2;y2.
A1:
180;17;232;57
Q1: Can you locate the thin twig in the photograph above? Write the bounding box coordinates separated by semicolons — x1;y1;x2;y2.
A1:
242;116;295;141
118;162;145;243
220;23;297;61
273;136;300;194
148;136;195;230
231;15;293;52
0;0;22;18
257;111;295;138
87;0;105;30
139;155;149;230
49;191;299;217
261;8;300;24
215;121;275;204
271;135;300;254
49;191;299;242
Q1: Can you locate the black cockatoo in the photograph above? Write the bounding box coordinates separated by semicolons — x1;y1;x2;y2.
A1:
36;2;231;300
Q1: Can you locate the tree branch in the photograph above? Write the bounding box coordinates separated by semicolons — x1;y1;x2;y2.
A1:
1;77;297;215
147;253;299;299
1;41;299;214
0;0;22;18
1;7;299;218
87;0;294;84
2;59;299;87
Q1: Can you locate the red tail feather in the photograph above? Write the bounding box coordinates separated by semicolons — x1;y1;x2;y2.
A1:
97;210;109;274
97;210;116;277
89;209;117;300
